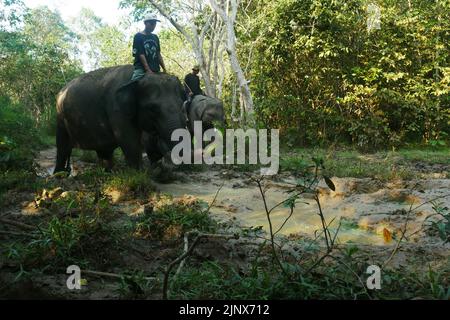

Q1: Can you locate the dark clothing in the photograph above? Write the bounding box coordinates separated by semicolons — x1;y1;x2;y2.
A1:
132;32;161;73
184;73;203;97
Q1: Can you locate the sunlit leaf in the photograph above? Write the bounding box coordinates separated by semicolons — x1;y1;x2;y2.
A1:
383;228;393;243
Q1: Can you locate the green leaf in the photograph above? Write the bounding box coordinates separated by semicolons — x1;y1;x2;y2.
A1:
324;176;336;191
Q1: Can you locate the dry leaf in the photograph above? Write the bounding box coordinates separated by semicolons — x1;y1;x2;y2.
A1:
383;228;393;243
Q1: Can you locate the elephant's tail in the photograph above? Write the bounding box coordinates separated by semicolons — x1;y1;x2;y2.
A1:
54;119;73;174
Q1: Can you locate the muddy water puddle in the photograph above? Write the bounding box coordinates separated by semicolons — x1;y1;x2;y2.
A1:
156;172;449;245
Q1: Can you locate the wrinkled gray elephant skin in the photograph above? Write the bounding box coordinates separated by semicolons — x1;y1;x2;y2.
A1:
54;65;186;173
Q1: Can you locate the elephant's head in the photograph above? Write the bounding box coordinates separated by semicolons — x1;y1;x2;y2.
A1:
117;73;187;156
191;95;225;128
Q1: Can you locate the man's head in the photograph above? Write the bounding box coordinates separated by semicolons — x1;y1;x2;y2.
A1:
192;65;200;75
144;14;160;33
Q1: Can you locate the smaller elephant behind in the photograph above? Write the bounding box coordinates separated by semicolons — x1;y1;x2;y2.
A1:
186;95;225;136
144;95;225;166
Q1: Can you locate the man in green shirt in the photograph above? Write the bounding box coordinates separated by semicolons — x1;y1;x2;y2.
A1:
131;14;167;81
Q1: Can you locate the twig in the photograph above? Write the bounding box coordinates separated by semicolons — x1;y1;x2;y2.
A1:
304;250;333;276
303;216;341;275
382;193;450;268
175;233;190;278
204;183;224;215
315;194;331;250
162;232;238;300
273;205;295;236
82;270;157;282
0;218;36;231
0;230;34;238
172;183;225;278
255;178;288;277
329;256;372;300
383;206;413;268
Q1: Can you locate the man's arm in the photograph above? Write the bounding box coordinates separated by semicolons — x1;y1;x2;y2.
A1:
159;53;166;73
139;54;152;74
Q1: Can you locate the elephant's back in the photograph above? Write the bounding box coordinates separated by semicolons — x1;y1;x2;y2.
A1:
56;65;134;149
57;65;134;114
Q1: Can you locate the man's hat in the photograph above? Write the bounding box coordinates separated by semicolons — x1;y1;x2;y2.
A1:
144;14;160;22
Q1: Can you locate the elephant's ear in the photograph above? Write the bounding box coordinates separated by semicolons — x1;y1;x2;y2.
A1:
193;96;209;120
114;80;138;118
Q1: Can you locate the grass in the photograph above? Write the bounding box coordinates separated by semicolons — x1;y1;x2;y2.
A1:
396;148;450;164
134;196;217;240
103;169;157;199
170;256;449;300
280;146;450;180
2;186;123;272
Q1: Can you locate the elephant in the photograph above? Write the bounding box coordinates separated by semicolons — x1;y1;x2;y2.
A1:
186;95;225;137
142;94;225;165
54;65;187;174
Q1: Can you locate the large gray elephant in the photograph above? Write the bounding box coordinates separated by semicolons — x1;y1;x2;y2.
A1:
54;65;187;173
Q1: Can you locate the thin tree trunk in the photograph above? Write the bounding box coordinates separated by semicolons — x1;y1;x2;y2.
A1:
209;0;255;124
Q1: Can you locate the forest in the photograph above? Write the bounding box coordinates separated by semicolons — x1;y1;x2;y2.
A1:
0;0;449;301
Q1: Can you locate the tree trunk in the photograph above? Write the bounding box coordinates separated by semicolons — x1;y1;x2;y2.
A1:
209;0;255;125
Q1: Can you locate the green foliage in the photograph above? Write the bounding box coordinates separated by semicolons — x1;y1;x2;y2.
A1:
135;198;216;240
117;270;154;298
70;8;132;70
280;146;450;180
0;2;83;130
5;190;120;269
426;203;450;243
243;0;450;149
171;257;449;300
103;169;157;198
0;97;41;170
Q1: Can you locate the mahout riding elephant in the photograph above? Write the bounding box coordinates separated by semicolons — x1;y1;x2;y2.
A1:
54;65;187;173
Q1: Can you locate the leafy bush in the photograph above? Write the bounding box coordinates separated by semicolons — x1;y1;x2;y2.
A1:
244;0;450;149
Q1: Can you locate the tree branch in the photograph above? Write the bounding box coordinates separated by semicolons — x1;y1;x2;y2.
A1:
147;0;192;43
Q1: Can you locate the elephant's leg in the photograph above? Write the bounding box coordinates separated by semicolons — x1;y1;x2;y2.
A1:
117;142;141;169
118;134;142;169
109;117;142;169
96;149;114;172
54;121;73;174
145;134;164;165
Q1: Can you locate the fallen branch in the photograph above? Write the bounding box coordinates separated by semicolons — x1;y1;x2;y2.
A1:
0;218;36;231
83;270;157;282
175;233;190;278
0;230;34;238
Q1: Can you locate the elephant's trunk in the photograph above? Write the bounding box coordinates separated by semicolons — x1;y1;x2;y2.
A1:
159;114;186;153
